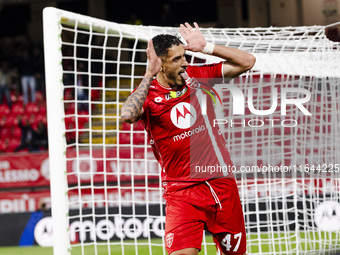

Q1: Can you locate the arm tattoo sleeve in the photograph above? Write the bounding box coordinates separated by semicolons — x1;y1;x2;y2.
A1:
121;76;153;123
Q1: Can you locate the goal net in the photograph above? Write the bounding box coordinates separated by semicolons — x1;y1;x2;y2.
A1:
43;7;340;255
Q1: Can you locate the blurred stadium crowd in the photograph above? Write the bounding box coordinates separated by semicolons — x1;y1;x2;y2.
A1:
0;36;47;153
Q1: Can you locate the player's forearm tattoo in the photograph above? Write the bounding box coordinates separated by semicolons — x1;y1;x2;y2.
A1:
121;76;153;123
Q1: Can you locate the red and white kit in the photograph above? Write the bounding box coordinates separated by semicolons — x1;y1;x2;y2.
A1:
136;62;247;254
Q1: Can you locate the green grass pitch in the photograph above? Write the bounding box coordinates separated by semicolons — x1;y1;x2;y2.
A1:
1;232;339;255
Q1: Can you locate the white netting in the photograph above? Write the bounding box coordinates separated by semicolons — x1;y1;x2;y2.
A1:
43;8;340;255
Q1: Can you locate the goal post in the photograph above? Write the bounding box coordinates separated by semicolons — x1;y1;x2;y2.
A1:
43;7;71;255
43;7;340;255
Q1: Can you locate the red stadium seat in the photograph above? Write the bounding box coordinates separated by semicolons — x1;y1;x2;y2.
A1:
64;88;74;100
133;121;144;131
122;122;131;130
36;113;47;125
38;104;47;115
0;139;6;152
11;103;25;116
65;120;75;130
65;102;76;115
21;113;31;123
0;104;10;116
7;138;21;152
91;88;101;101
4;115;19;127
0;127;11;139
0;116;6;128
232;131;242;138
12;126;22;139
35;91;44;102
28;114;37;126
133;133;145;145
65;115;76;127
17;95;24;104
119;132;146;144
31;120;39;131
25;102;39;115
119;132;130;144
78;111;89;127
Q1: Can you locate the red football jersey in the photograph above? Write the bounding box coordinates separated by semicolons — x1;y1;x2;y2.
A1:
136;62;234;191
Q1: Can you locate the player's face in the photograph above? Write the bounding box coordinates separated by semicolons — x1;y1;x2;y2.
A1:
161;44;188;87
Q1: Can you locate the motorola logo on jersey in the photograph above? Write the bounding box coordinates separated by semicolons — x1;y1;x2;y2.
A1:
170;102;197;129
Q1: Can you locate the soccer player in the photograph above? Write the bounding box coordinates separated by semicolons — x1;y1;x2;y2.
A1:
121;22;255;255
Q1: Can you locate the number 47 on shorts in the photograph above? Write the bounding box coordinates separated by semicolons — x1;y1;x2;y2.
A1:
221;232;242;252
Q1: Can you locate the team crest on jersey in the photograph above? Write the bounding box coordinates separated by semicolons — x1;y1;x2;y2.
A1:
166;233;174;248
170;102;197;129
154;96;163;103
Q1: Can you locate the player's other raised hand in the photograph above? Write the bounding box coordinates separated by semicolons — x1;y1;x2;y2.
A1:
179;22;207;53
146;39;162;77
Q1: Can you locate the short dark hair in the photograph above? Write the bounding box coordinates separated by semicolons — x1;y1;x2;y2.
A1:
152;34;182;57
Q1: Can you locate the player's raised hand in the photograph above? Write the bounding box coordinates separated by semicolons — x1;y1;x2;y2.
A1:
146;39;162;77
179;22;207;53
